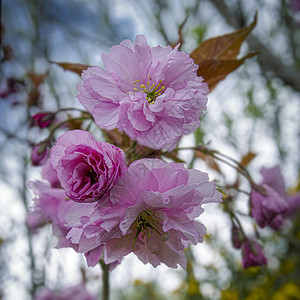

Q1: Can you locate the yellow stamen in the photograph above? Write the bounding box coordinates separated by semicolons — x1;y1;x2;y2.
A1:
131;76;165;105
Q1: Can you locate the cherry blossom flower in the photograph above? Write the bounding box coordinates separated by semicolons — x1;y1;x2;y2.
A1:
27;180;77;249
250;166;300;229
250;184;288;229
50;130;127;203
77;35;208;150
66;159;222;269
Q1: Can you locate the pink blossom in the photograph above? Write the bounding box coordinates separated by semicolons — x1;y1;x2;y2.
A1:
250;166;300;229
34;284;97;300
27;170;113;266
50;130;127;203
250;184;288;229
41;156;61;188
66;159;222;269
27;180;76;249
77;35;208;151
242;239;267;268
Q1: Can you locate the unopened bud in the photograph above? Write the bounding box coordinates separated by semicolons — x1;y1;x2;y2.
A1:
31;112;55;128
31;143;49;166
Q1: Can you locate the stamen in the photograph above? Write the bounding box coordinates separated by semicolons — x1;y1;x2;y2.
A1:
132;76;165;105
132;210;162;250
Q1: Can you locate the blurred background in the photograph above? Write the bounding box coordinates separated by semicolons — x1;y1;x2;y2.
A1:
1;0;300;299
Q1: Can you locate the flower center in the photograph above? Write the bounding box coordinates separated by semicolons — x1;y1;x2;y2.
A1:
133;76;165;105
88;168;98;185
132;210;162;249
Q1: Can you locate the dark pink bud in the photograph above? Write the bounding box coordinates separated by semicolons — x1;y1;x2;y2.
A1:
31;112;55;128
231;224;244;249
31;143;49;166
242;239;267;268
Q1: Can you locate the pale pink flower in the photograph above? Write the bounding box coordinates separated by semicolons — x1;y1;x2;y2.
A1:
50;130;127;203
27;180;76;249
66;159;222;269
77;35;208;150
27;177;115;267
41;155;61;188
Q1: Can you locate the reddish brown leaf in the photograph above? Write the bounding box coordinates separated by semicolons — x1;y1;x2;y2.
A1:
190;13;258;91
27;88;40;108
26;71;49;107
27;71;49;86
195;151;222;174
241;152;256;167
202;52;259;91
51;62;91;75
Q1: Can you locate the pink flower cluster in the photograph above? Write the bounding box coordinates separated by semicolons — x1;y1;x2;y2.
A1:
28;129;221;269
28;36;219;269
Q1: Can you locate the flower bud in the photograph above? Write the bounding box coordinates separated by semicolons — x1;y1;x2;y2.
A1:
242;239;267;268
31;143;49;166
231;224;244;249
31;112;55;128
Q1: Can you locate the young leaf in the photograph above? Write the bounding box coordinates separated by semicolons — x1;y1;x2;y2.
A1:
190;13;258;91
241;152;256;167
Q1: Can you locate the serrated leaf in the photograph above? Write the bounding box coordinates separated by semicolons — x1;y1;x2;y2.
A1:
190;13;258;91
51;62;90;75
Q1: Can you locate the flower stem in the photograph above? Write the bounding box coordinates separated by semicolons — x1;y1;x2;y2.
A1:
48;116;93;139
54;107;92;116
99;259;110;300
172;146;256;186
